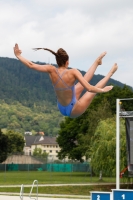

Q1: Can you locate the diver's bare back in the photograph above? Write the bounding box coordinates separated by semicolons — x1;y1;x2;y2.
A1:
49;66;76;106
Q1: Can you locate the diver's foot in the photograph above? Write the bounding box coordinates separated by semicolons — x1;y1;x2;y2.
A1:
96;51;107;65
110;63;118;76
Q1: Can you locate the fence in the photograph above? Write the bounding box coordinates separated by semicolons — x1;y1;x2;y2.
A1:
0;154;90;172
0;163;90;172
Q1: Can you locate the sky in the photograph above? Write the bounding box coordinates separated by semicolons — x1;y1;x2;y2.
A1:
0;0;133;87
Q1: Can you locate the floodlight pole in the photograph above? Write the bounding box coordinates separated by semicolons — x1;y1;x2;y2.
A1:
116;99;120;189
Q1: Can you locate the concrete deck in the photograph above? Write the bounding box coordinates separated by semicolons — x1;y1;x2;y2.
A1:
0;195;89;200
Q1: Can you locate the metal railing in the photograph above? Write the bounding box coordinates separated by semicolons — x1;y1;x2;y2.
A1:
20;184;24;200
29;180;38;200
20;180;38;200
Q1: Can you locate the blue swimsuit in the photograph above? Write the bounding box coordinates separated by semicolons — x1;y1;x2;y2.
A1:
53;68;77;117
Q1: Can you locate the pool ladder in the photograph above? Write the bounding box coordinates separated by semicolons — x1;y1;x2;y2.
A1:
20;180;38;200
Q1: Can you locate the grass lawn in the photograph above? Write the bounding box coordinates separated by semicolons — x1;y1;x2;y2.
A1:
0;185;117;195
0;185;132;196
0;171;116;185
0;171;131;196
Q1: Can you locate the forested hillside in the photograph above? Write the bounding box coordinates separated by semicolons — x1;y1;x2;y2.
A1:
0;57;55;106
0;57;126;106
0;57;131;135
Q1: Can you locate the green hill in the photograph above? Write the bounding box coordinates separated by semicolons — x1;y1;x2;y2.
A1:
0;57;130;135
0;57;126;106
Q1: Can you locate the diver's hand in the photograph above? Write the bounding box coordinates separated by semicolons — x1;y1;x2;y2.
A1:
102;85;113;92
14;43;22;58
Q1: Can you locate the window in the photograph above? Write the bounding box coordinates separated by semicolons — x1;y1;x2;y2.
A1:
50;150;52;153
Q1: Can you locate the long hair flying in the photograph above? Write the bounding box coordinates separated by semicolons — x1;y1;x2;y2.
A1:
33;48;69;66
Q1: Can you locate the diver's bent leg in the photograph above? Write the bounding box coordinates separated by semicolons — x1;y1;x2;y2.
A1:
75;52;107;100
71;63;118;118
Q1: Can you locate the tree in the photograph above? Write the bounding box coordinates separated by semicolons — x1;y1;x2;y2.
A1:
57;112;89;162
57;85;133;161
33;147;48;160
90;117;127;176
57;99;113;161
5;130;25;154
92;85;133;114
0;129;9;163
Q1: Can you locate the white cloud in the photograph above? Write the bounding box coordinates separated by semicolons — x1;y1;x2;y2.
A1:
0;0;133;87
